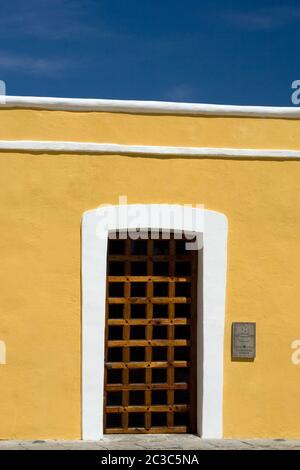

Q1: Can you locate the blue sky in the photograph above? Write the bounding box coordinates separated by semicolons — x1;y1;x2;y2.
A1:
1;0;300;105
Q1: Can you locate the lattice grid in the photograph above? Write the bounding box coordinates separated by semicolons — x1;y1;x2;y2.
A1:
104;233;198;434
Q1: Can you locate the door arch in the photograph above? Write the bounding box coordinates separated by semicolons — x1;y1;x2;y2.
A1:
82;204;227;440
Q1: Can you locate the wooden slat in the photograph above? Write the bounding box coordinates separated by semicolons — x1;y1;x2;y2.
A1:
108;318;191;326
106;361;190;369
107;339;190;347
167;237;175;428
145;239;153;431
108;276;191;282
121;238;131;431
106;383;188;391
108;297;191;304
105;426;187;434
105;405;189;413
108;255;192;262
189;243;198;433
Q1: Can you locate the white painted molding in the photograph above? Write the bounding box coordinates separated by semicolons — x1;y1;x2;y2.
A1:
82;204;228;440
2;95;300;118
0;140;300;159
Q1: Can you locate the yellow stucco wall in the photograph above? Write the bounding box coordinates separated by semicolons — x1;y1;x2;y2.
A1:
0;108;300;439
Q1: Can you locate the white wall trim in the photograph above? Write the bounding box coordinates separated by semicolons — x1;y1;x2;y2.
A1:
1;140;300;159
2;95;300;118
81;204;228;440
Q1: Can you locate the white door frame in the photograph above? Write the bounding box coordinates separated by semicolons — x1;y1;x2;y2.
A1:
81;204;228;440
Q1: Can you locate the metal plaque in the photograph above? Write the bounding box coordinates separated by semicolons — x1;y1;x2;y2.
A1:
232;322;256;359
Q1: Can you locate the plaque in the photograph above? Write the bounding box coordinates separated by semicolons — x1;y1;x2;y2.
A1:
232;322;256;359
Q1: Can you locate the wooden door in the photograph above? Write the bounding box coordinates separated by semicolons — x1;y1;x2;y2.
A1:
104;233;198;433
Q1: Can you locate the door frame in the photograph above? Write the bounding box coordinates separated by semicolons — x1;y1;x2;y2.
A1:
82;204;228;440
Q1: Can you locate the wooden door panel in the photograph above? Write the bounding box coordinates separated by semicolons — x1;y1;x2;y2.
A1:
104;234;198;434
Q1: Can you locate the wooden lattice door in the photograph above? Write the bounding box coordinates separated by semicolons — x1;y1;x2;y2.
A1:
104;233;198;434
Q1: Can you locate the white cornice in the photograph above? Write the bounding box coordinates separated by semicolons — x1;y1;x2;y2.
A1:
0;140;299;159
1;96;300;118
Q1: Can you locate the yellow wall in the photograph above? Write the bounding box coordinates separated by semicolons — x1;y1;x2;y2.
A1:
0;108;300;439
1;108;300;148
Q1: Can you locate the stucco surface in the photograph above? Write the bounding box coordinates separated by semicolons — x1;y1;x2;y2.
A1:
0;109;300;149
0;108;299;438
